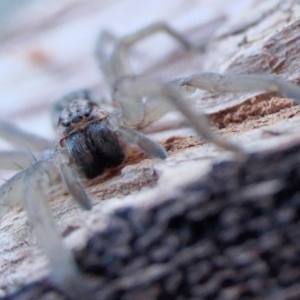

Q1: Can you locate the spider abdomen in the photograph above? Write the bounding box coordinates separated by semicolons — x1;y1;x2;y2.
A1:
64;122;125;179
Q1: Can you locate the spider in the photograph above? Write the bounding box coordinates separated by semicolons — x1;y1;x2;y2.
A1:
1;22;300;299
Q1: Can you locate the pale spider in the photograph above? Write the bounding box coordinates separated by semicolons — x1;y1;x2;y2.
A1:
1;22;300;299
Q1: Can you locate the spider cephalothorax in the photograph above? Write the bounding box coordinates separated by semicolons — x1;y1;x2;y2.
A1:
57;96;125;179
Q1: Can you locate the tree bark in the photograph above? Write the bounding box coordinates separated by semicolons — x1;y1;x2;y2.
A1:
2;0;300;299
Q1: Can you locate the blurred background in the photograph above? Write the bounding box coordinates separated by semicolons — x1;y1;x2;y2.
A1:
0;0;255;140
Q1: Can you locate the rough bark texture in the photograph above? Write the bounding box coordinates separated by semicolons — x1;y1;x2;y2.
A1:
7;138;300;300
2;0;300;299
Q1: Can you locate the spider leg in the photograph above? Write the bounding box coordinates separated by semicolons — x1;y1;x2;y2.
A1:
24;161;93;299
118;72;300;130
113;76;180;128
96;23;204;129
0;121;52;152
177;72;300;103
0;168;26;218
0;150;37;170
0;126;52;217
117;124;167;159
95;30;119;87
54;149;92;210
0;158;59;218
113;77;243;155
96;22;203;85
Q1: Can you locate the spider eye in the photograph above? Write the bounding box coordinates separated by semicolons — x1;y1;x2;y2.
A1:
72;115;83;123
61;119;71;127
84;110;90;117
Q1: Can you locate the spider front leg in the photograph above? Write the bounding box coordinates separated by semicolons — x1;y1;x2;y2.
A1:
96;22;204;88
54;149;92;210
124;72;300;154
0;122;54;217
169;72;300;153
96;22;206;132
0;121;93;298
0;121;53;170
0;121;52;152
0;157;93;298
24;160;94;299
113;76;243;155
112;76;176;129
177;72;300;103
